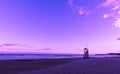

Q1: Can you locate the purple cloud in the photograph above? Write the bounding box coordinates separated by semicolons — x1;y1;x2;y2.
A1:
99;0;120;8
68;0;120;28
99;0;120;28
44;48;52;50
0;43;36;51
117;38;120;40
1;44;20;46
68;0;93;16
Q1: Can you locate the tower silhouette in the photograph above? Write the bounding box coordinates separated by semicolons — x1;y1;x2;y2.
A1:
83;48;89;59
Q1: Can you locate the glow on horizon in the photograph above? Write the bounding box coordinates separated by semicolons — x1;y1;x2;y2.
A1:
0;0;120;54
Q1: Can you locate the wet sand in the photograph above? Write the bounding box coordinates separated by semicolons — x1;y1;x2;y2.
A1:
1;57;120;74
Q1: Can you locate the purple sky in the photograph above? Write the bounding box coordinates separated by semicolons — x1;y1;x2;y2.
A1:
0;0;120;54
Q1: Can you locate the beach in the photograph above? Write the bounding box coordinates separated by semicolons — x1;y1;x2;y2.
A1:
0;58;77;74
1;57;120;74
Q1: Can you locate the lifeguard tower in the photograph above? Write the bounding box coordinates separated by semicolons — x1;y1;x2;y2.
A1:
83;48;89;59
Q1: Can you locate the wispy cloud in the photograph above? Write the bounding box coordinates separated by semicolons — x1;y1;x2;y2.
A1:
117;38;120;40
78;7;84;15
43;48;52;50
103;13;110;18
0;43;36;50
99;0;120;28
68;0;120;28
68;0;92;16
99;0;116;7
112;5;120;10
99;0;120;8
68;0;74;7
114;18;120;28
1;44;20;46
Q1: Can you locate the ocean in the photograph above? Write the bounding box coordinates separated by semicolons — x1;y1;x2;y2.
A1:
0;54;82;60
0;54;119;60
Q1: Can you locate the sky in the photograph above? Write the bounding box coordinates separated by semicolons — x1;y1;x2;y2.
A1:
0;0;120;54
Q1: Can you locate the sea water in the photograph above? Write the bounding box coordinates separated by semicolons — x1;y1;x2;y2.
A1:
0;54;119;60
0;54;82;60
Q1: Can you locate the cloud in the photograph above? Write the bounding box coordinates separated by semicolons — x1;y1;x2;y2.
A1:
68;0;93;16
68;0;74;7
68;0;120;28
78;7;84;15
99;0;120;8
1;44;20;46
114;18;120;28
99;0;120;28
0;43;36;50
112;5;120;10
117;38;120;40
118;10;120;14
44;48;52;50
103;13;110;18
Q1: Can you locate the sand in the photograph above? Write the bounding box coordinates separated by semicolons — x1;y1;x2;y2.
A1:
1;57;120;74
0;58;78;74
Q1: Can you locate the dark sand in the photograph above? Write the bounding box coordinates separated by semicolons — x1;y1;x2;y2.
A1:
1;57;120;74
0;58;78;74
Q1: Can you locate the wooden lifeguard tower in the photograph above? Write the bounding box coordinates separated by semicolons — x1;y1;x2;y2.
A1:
83;48;89;59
